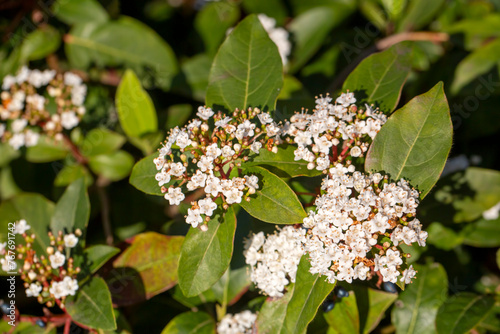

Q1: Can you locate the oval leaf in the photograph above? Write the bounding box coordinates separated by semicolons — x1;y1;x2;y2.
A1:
178;207;236;297
161;311;215;334
116;69;158;138
392;262;448;334
206;14;283;112
324;291;359;334
65;276;116;331
365;82;453;198
342;42;413;113
351;286;398;334
256;286;294;334
240;167;307;224
79;128;125;157
83;245;120;275
26;135;70;163
436;293;495;334
129;153;164;196
88;150;134;181
280;255;336;334
52;0;109;25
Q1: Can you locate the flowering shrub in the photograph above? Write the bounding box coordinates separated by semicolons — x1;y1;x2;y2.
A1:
1;1;499;334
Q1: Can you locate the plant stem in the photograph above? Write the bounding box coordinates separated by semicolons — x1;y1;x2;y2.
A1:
96;177;113;245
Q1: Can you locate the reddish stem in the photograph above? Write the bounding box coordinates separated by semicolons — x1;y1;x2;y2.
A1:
338;139;354;161
62;134;88;165
63;317;71;334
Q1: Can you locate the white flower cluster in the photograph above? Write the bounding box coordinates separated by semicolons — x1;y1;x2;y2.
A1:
286;93;387;172
154;106;284;230
217;310;257;334
244;226;305;297
48;276;79;299
258;14;291;66
303;164;426;284
0;66;87;150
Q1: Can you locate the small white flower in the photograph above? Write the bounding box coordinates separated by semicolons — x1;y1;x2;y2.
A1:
60;111;79;129
196;106;214;120
11;119;27;133
64;234;79;248
62;276;79;296
164;187;185;206
198;197;217;217
186;208;203;228
49;281;68;299
26;283;42;297
14;219;31;234
49;251;66;269
8;133;25;150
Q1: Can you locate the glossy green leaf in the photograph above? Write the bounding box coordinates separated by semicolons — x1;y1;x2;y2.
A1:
65;277;116;331
351;286;398;333
206;14;283;112
116;69;158;138
20;26;61;61
0;320;56;334
397;0;446;32
392;262;448;334
324;291;359;334
178;207;236;297
280;256;336;334
65;16;178;90
240;167;307;224
255;285;295;334
289;6;354;73
451;39;500;94
426;222;464;250
342;42;413;113
195;2;240;55
54;164;93;187
129;153;164;196
51;178;90;240
245;146;323;178
26;135;70;163
436;293;495;334
462;217;500;247
52;0;109;25
88;150;134;181
80;128;126;157
0;194;54;255
84;245;120;275
365;82;452;198
112;232;184;302
161;311;215;334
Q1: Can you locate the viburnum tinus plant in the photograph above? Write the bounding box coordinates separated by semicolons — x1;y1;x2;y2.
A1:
3;2;500;334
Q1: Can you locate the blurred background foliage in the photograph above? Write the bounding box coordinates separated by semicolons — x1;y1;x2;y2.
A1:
0;0;499;333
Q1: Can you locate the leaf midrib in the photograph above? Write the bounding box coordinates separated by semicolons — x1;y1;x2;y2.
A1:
407;266;428;333
449;295;484;333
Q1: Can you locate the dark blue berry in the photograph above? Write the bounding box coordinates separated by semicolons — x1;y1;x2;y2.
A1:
35;319;46;328
336;286;349;299
323;300;335;312
383;282;398;294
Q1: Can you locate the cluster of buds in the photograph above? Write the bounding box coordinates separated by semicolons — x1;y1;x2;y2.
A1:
244;226;305;297
285;92;387;171
154;105;286;230
0;66;87;150
1;221;83;308
303;164;425;285
217;310;257;334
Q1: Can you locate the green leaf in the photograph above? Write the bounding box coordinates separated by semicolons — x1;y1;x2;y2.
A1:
54;164;93;187
65;16;178;90
83;245;120;275
426;222;464;250
365;82;452;198
381;0;407;20
65;276;116;331
178;54;212;102
324;291;359;334
280;255;336;334
245;146;323;178
52;0;109;25
178;207;236;297
342;42;413;113
462;217;500;247
255;286;295;334
161;311;215;334
288;6;354;73
51;178;90;241
397;0;446;32
112;232;184;302
206;14;283;112
88;150;135;181
436;293;495;334
166;104;193;130
451;39;500;94
392;262;448;334
240;167;307;224
116;69;158;138
0;194;54;256
26;135;70;163
0;143;20;167
20;26;61;61
129;153;164;196
80;128;126;157
128;131;164;156
195;2;240;55
0;320;56;334
446;14;500;38
211;266;251;306
352;286;398;334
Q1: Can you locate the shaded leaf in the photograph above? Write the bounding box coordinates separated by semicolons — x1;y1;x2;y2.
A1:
324;291;359;334
54;164;93;187
342;42;413;113
166;104;193;130
80;128;126;157
20;26;61;61
88;150;134;181
351;286;398;333
129;153;164;196
397;0;446;32
426;222;464;250
178;207;236;297
206;14;283;112
462;217;500;248
211;266;251;306
161;311;215;334
26;135;70;163
84;245;120;275
52;0;109;25
365;82;452;198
